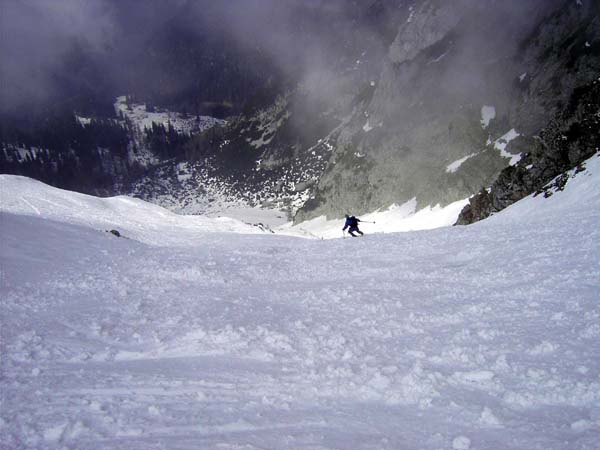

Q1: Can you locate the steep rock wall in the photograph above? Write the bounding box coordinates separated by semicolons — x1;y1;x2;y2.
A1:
295;0;596;222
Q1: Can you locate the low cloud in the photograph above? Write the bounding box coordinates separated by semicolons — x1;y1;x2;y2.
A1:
0;0;564;117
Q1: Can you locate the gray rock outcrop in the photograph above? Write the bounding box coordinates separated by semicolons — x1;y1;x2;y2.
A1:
295;0;598;222
456;77;600;225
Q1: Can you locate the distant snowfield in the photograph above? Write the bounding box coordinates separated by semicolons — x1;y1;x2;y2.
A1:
1;154;600;449
114;96;225;136
279;197;470;239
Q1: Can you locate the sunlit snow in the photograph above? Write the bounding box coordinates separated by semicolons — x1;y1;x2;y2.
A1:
1;154;599;449
281;198;470;239
1;176;266;246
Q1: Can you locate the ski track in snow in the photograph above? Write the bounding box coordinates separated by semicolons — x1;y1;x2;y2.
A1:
1;156;600;449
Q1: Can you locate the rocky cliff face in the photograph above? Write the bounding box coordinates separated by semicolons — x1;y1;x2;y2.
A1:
457;0;600;224
296;0;599;222
456;78;600;225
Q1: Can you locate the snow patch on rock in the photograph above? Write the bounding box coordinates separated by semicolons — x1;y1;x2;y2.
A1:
481;105;496;128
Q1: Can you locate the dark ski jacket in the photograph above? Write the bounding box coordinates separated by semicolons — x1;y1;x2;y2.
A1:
343;216;360;230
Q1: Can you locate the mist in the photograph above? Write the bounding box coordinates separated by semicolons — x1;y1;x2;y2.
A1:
0;0;117;114
0;0;564;119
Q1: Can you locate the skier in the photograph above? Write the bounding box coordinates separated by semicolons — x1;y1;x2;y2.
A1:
342;214;364;237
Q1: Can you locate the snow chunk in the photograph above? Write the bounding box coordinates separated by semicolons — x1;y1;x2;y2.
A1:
44;423;67;442
571;419;595;432
368;372;392;391
528;340;558;355
452;435;471;449
480;407;502;426
452;370;496;387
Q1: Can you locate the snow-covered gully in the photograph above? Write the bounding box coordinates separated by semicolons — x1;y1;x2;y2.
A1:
1;156;599;449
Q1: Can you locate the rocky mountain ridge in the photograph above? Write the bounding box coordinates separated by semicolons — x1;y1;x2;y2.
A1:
296;0;598;221
457;77;600;224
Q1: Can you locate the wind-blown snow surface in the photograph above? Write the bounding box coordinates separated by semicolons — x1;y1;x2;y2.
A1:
2;156;600;449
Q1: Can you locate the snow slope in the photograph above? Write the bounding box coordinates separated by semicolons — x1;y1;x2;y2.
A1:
1;155;600;449
280;198;469;239
0;176;266;246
